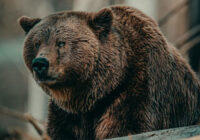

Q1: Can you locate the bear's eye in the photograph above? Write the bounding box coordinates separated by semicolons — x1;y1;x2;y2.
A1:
56;41;66;47
35;42;40;49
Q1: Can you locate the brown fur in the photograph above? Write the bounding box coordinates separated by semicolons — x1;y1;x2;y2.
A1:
19;6;200;140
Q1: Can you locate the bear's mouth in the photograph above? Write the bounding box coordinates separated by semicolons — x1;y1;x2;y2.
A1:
35;75;57;86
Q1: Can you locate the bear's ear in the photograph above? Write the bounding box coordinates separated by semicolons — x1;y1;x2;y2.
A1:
88;8;113;41
18;16;41;33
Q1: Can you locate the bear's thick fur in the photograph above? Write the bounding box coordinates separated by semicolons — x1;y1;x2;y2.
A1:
19;6;200;140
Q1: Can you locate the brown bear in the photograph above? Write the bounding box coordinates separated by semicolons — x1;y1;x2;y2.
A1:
18;5;200;140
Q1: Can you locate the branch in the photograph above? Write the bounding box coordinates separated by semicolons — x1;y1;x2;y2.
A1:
183;135;200;140
179;36;200;56
175;25;200;49
158;0;189;26
0;105;51;140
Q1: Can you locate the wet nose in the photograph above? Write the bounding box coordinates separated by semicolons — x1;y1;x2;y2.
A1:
32;57;49;75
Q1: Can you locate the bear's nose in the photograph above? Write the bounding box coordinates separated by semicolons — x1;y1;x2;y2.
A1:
32;58;49;75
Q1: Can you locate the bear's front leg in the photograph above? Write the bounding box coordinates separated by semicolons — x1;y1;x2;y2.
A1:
94;95;139;140
47;101;86;140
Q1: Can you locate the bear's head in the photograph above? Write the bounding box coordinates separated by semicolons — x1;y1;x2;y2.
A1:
18;9;126;113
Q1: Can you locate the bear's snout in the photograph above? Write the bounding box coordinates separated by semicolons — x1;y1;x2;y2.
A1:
32;57;49;77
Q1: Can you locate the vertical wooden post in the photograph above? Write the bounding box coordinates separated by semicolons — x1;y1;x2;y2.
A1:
73;0;109;11
26;0;53;136
125;0;158;19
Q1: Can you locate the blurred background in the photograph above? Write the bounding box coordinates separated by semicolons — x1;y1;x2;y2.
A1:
0;0;199;139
